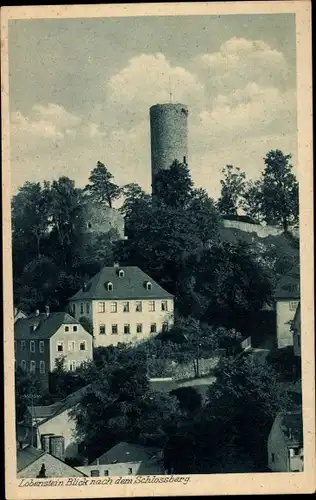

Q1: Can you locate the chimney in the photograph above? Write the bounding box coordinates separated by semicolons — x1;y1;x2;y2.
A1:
82;283;87;292
45;305;50;317
35;310;40;317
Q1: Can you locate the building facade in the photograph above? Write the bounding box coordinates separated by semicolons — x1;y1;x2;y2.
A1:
69;265;174;347
150;103;188;191
275;277;300;348
267;410;303;472
14;310;93;387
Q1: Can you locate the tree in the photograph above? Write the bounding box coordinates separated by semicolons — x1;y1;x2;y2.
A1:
243;150;299;232
15;367;49;423
85;162;121;208
207;355;291;467
153;160;194;208
217;165;246;216
70;355;182;461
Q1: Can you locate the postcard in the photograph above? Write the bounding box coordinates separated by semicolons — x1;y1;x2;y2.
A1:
1;2;315;498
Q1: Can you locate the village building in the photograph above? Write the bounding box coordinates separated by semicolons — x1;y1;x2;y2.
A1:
291;301;301;379
22;386;90;459
267;409;303;472
275;276;300;348
76;442;164;477
14;308;28;323
17;445;85;478
69;264;174;347
14;309;93;388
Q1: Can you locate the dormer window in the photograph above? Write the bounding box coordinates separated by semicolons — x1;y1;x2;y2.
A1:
118;269;125;278
106;282;113;292
145;281;152;291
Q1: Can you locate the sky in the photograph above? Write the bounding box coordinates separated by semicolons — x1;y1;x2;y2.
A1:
8;14;297;199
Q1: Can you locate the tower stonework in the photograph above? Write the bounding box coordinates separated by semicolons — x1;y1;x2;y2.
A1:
150;103;188;190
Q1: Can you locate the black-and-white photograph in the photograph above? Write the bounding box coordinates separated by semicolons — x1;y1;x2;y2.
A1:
2;2;314;498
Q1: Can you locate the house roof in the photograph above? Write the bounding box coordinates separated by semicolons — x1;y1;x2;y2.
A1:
16;424;32;444
16;445;87;476
16;445;46;472
292;302;301;330
69;266;173;301
14;312;80;340
274;275;300;300
31;385;93;425
280;410;303;447
91;442;160;465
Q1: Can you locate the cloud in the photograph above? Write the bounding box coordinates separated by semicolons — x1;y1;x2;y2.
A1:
196;37;290;93
107;53;204;110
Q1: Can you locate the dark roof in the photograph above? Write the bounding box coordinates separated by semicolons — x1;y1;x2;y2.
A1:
31;385;93;425
292;302;301;330
91;442;160;465
16;424;32;444
16;445;87;476
274;290;300;300
69;266;173;301
17;445;46;472
280;411;303;447
15;312;80;340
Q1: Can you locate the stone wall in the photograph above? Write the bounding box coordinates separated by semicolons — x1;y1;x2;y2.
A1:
81;203;125;240
222;219;299;239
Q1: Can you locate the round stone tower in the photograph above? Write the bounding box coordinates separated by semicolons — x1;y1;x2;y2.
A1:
149;103;188;191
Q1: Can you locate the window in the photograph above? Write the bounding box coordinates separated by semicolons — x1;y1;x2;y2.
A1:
136;301;142;312
40;361;45;374
80;303;84;314
289;301;299;311
30;341;35;353
99;324;106;335
271;453;275;463
79;341;86;351
86;303;90;314
65;326;69;332
39;341;44;353
90;470;100;477
111;324;118;335
118;269;125;278
128;468;133;475
110;302;117;313
73;325;78;332
21;360;26;371
68;341;76;352
150;323;157;334
123;302;129;312
145;281;152;291
57;342;64;352
72;303;76;315
30;361;36;373
162;322;169;332
136;323;142;334
68;360;76;371
107;282;113;292
124;324;130;335
98;302;105;313
87;222;92;229
29;325;36;333
149;301;155;312
104;470;109;476
161;301;168;311
21;340;26;351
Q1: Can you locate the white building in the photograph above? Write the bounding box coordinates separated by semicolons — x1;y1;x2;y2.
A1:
275;277;300;348
69;265;174;347
267;410;303;472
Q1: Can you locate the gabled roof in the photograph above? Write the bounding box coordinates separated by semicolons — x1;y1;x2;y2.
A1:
17;445;46;472
275;275;300;300
91;442;160;465
69;266;173;301
16;445;87;476
31;385;93;425
14;312;80;340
